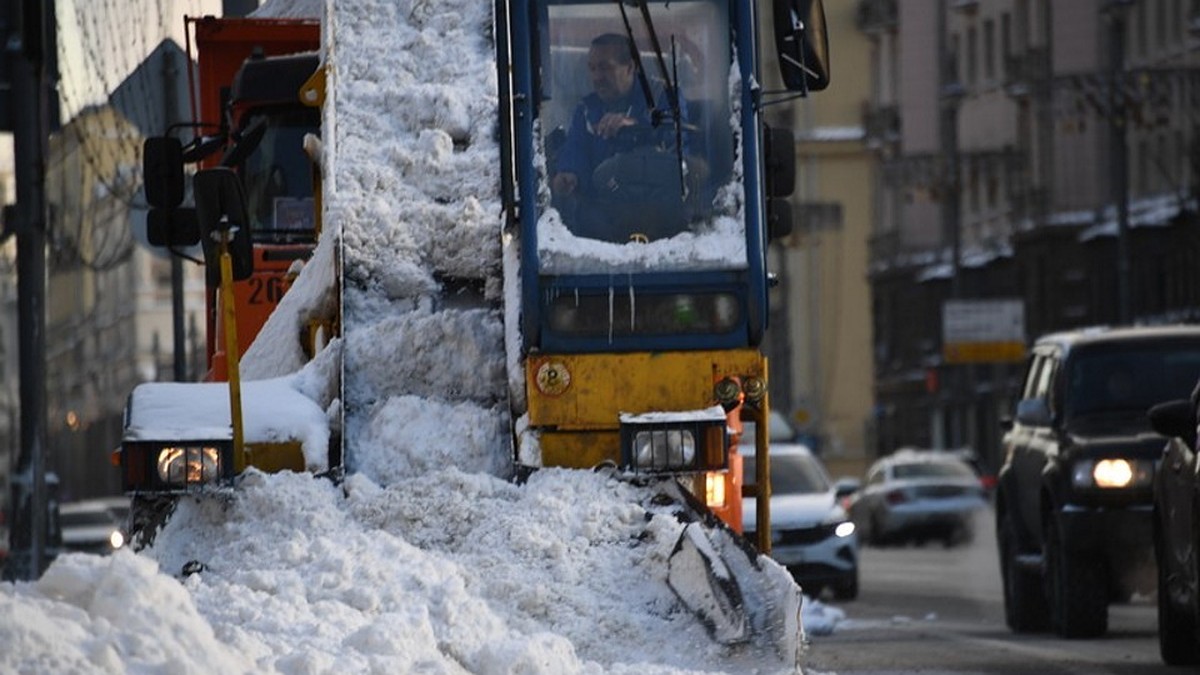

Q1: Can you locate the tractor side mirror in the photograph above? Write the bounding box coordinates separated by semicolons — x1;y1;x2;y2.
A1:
773;0;830;93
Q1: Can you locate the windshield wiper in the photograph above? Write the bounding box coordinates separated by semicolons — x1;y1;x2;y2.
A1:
617;0;687;198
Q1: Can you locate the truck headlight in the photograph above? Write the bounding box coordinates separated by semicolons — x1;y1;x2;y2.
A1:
1071;458;1153;489
157;446;222;485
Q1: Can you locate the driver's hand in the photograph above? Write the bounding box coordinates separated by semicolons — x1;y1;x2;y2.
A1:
595;112;635;139
552;171;578;195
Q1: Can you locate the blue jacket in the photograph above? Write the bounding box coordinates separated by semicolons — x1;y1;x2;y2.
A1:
555;84;687;194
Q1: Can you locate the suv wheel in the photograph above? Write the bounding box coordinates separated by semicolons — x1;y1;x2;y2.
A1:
1045;511;1107;638
832;568;859;601
998;511;1048;632
1156;519;1200;665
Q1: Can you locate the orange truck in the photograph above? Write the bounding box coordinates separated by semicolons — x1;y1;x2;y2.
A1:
128;15;328;546
145;16;322;379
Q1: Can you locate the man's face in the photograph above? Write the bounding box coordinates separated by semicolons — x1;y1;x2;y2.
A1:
588;45;634;103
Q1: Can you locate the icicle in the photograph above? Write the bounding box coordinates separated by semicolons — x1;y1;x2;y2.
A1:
628;281;636;333
608;284;615;344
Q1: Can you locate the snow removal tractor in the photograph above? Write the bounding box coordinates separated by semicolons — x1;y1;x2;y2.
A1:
121;16;335;546
495;0;828;650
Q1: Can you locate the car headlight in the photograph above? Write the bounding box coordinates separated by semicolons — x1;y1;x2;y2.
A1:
110;529;126;550
1071;458;1153;489
157;446;222;486
822;509;856;538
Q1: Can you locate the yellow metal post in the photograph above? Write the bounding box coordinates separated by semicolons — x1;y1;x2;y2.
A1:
219;233;246;471
755;395;771;555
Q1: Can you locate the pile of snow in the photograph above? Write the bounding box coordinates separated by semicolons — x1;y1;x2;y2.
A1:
1;0;837;672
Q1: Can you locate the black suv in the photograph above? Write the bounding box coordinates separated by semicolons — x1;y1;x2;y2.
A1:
1148;383;1200;665
997;326;1200;638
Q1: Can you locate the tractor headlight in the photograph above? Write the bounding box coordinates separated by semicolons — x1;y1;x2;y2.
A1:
619;407;728;475
1071;458;1153;489
156;446;222;485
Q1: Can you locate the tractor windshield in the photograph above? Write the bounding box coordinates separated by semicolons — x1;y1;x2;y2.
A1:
536;0;743;275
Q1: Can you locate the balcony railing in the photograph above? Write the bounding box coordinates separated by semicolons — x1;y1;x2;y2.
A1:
1003;48;1049;97
856;0;897;34
862;103;901;147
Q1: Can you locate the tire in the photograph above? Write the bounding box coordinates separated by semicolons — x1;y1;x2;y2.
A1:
1045;511;1107;638
833;568;860;601
1156;517;1200;665
998;511;1049;633
868;513;886;547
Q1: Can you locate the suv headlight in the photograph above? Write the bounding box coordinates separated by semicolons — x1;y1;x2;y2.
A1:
1071;458;1153;489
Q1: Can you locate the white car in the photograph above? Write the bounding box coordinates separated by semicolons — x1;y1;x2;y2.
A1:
58;498;129;555
741;441;859;600
848;449;989;547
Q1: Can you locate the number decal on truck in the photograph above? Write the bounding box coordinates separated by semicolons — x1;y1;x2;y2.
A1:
248;276;290;305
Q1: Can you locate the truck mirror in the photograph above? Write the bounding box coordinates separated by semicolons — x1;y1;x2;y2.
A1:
773;0;830;93
143;137;185;209
194;168;253;282
147;207;201;247
764;126;796;198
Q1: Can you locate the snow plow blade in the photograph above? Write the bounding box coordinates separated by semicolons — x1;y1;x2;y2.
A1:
668;522;749;643
666;505;803;662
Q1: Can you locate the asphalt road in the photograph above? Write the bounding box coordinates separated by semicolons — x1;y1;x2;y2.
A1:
799;508;1177;675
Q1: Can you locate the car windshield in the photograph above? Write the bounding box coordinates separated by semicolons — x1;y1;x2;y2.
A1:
891;460;976;480
1064;341;1200;419
746;452;831;495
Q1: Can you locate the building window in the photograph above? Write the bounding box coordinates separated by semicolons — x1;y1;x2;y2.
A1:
1136;1;1148;57
984;19;995;81
1157;0;1168;51
967;27;978;86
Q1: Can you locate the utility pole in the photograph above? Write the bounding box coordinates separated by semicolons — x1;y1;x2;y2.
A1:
1106;0;1132;325
6;0;51;581
938;0;966;450
164;49;187;381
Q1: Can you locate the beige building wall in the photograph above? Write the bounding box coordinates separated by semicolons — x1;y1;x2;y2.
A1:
766;1;875;462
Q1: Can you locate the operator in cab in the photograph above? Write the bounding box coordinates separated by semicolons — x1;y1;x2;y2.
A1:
550;32;702;243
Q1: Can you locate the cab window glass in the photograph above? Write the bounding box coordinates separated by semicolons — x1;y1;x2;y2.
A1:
535;0;743;274
241;108;319;244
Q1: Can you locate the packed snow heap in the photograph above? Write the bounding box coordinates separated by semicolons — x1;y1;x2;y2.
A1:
1;1;810;672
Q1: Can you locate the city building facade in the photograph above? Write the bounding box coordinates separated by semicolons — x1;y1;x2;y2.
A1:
860;0;1200;473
